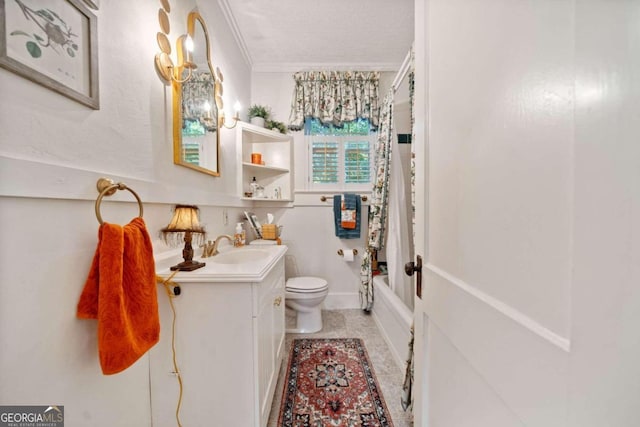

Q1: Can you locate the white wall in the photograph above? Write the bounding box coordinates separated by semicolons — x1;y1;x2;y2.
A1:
250;71;396;308
419;0;640;425
0;1;251;425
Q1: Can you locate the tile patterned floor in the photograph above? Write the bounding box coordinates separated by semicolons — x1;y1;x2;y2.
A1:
267;309;414;427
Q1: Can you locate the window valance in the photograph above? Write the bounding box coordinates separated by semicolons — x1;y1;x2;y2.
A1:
288;71;380;131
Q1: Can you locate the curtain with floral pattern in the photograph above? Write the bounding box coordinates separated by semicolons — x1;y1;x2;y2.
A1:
360;88;394;311
288;71;380;130
401;50;416;411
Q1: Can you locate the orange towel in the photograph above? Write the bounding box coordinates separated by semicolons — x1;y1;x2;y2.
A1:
77;217;159;375
340;194;357;229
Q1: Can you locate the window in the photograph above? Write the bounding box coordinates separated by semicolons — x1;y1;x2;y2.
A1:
181;118;205;165
181;140;201;165
306;117;375;190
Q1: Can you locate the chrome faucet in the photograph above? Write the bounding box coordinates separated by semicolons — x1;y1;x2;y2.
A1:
203;234;233;257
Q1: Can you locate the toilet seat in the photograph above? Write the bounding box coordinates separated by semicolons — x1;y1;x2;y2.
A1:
286;277;328;293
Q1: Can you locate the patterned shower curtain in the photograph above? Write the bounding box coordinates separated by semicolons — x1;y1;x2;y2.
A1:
401;50;416;412
359;88;394;311
288;71;380;130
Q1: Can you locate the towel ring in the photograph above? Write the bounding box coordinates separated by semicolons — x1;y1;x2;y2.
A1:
95;178;144;224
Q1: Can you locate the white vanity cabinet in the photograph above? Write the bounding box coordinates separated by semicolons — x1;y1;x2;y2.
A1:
151;246;286;427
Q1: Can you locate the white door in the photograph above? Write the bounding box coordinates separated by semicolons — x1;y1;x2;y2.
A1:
413;1;640;426
410;1;429;424
412;0;576;426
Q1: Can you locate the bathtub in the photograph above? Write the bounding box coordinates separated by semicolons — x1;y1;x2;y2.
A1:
371;274;413;368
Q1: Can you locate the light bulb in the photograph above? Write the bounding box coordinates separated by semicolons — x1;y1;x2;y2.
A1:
233;101;241;115
185;35;194;53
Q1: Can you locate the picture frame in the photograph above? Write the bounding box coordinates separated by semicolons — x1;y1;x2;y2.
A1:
244;211;262;239
0;0;99;109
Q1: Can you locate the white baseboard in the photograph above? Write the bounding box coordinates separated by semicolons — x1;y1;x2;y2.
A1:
323;292;361;310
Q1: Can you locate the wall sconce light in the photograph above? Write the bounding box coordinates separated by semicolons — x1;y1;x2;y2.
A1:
161;204;206;271
155;31;196;84
199;100;217;131
219;100;242;129
154;0;197;84
211;75;240;129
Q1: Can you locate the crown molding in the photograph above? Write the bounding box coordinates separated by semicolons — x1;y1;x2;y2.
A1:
217;0;253;68
251;62;403;73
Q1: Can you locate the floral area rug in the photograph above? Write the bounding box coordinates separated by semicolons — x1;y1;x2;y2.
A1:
278;338;394;426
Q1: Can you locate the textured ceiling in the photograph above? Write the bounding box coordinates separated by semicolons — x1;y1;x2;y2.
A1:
216;0;414;71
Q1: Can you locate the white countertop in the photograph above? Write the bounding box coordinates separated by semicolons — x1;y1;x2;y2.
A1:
155;244;288;283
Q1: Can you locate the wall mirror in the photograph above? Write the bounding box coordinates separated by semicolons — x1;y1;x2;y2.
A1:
172;11;220;176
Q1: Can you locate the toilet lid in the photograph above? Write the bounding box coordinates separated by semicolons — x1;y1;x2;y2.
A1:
286;277;328;292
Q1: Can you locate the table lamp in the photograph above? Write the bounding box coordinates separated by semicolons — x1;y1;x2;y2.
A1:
161;204;206;271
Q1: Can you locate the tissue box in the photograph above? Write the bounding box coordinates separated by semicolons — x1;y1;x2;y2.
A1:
261;224;278;240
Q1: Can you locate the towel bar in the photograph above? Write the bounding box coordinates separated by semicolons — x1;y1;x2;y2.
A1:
95;177;144;224
321;195;368;202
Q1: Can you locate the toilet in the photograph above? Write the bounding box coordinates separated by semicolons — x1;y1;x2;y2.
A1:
285;277;329;333
249;239;328;333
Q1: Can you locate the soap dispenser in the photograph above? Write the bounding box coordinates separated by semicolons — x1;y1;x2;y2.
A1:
234;222;245;247
250;177;259;196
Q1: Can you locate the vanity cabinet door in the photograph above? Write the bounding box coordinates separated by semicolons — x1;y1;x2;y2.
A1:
272;271;285;366
150;281;255;427
256;288;274;425
255;259;285;427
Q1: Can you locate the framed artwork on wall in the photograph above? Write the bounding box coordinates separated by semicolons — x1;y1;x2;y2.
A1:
0;0;99;109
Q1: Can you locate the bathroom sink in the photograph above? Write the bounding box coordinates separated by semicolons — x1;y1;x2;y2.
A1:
209;248;271;264
157;244;286;283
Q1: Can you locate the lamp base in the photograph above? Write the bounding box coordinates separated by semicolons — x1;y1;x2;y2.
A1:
170;260;206;271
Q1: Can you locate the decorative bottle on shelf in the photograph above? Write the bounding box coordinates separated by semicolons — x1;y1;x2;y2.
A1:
234;223;245;247
250;177;259;197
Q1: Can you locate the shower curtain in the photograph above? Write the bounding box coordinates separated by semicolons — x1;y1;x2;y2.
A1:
386;119;413;309
360;51;415;410
360;88;394;311
401;57;416;412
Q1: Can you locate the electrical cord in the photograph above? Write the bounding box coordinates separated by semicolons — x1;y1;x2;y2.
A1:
156;272;183;427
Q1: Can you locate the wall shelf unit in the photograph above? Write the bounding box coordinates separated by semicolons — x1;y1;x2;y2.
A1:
241;162;290;173
236;121;294;203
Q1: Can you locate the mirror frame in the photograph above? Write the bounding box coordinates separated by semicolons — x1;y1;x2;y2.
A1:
172;11;220;177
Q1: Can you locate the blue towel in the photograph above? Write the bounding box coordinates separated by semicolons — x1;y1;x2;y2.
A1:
334;193;361;239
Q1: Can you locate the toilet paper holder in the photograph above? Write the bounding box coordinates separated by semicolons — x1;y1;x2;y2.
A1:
337;249;358;257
